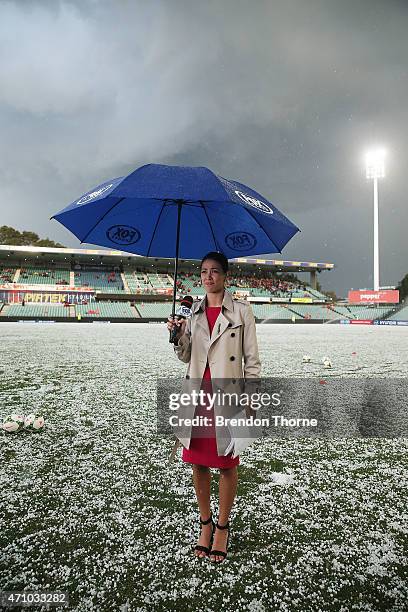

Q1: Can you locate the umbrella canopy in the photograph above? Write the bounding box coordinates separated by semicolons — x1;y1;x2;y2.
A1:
51;163;300;318
51;164;300;258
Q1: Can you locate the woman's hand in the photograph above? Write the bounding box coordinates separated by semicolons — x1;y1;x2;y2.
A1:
167;316;187;341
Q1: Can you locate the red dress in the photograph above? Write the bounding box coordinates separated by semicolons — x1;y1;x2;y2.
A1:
182;306;240;468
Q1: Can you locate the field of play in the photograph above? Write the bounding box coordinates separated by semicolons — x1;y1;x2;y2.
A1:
1;323;407;611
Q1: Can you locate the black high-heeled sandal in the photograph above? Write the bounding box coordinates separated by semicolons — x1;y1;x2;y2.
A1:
209;521;230;563
193;513;215;557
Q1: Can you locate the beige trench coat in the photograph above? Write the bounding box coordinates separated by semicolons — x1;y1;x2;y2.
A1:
170;289;261;460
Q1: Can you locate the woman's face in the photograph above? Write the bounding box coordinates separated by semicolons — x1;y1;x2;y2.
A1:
200;259;226;294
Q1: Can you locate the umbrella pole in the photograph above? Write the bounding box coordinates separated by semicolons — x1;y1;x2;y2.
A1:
169;201;182;342
169;201;182;460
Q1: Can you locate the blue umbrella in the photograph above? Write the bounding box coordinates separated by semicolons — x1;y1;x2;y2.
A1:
51;163;300;319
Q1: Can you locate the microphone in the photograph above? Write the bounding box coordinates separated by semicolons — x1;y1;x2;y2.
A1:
169;295;194;344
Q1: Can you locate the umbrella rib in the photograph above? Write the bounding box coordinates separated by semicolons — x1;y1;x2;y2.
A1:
200;201;219;252
80;197;126;244
146;199;168;257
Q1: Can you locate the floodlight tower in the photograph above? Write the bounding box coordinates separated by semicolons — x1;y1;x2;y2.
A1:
365;149;386;292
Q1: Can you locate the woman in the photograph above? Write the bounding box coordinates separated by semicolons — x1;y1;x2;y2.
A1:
167;252;261;563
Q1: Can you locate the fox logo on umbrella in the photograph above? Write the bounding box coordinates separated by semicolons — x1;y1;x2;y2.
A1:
225;231;257;250
77;183;114;205
234;190;273;215
107;225;141;245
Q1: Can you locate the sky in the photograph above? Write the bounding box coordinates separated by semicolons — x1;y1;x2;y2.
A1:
0;0;407;298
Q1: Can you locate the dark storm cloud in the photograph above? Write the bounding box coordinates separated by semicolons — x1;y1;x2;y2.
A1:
0;0;407;296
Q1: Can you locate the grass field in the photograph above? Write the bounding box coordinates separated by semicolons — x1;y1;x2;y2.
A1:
1;323;407;611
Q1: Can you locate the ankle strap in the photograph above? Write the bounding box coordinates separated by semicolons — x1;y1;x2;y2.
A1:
216;521;229;529
200;514;213;525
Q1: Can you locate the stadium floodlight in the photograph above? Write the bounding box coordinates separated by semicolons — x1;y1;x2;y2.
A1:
365;148;386;179
365;148;386;292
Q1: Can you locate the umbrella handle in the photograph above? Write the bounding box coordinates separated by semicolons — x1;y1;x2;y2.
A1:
169;316;181;344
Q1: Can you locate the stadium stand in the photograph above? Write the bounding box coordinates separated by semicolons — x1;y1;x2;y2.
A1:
386;304;408;321
74;270;124;292
1;300;397;322
225;270;311;298
1;259;326;303
19;266;70;285
75;302;137;318
124;269;150;292
245;287;271;297
328;305;355;318
306;287;331;301
147;272;173;288
346;306;395;320
135;302;174;318
175;270;315;299
3;246;403;324
251;304;302;320
0;266;17;283
176;273;204;296
287;304;340;320
4;303;70;318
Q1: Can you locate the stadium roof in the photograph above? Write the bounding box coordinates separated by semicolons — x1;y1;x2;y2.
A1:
0;244;334;272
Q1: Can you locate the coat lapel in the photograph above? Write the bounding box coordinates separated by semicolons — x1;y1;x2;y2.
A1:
194;308;209;335
191;290;235;347
209;311;230;348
